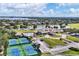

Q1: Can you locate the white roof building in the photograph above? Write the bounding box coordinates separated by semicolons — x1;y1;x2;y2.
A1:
61;34;67;39
15;33;22;36
23;33;34;37
36;25;46;30
65;26;70;29
45;35;50;38
27;26;33;30
50;25;61;29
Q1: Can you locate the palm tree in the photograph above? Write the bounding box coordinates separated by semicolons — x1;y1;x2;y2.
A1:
45;21;49;28
33;24;37;30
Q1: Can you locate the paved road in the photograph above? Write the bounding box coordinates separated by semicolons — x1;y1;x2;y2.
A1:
35;37;79;55
35;38;71;55
35;39;50;53
64;39;79;49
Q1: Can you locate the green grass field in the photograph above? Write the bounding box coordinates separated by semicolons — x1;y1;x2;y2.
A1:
42;38;66;48
14;30;37;33
0;32;2;36
63;50;79;56
67;36;79;42
68;23;79;29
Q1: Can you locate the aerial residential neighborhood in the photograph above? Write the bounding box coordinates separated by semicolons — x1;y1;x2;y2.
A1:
0;17;79;56
0;3;79;56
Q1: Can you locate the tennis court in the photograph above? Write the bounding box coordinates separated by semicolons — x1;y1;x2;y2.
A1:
23;44;38;56
8;39;19;46
18;38;30;44
7;46;24;56
7;37;39;56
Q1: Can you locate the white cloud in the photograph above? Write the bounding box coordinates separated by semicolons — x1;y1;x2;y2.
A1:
58;3;66;7
70;8;75;13
0;3;47;16
0;3;79;17
57;3;79;7
69;8;79;13
55;3;79;17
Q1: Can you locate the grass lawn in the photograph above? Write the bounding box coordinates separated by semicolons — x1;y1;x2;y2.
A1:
0;32;2;36
37;34;60;39
0;31;4;37
55;33;62;37
42;38;66;48
63;50;79;56
68;23;79;29
14;30;37;33
37;35;44;38
67;36;79;42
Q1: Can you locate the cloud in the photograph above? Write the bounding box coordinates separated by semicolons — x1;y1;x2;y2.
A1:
0;3;48;16
69;8;79;13
0;3;79;17
57;3;79;7
0;3;56;17
55;3;79;17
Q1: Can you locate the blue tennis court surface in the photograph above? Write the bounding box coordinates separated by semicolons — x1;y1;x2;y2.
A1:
7;37;39;56
19;38;30;44
8;39;19;46
8;48;20;56
23;45;38;56
7;46;24;56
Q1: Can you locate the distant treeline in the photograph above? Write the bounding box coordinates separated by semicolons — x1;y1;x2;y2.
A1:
0;16;79;24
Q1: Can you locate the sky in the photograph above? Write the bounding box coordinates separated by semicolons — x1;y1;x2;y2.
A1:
0;3;79;17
